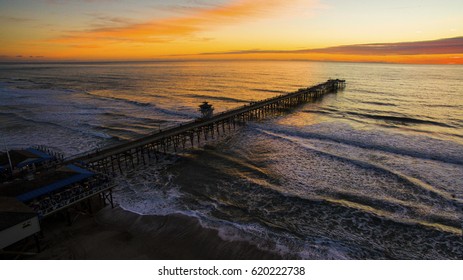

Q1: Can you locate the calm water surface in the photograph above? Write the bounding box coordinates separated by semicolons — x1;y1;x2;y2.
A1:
1;61;462;259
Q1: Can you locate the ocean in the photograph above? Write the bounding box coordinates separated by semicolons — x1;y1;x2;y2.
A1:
0;61;462;259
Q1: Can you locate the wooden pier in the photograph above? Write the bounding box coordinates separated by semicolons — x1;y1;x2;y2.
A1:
69;79;345;174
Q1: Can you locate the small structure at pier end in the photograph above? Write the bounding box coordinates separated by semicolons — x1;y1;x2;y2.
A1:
199;101;214;119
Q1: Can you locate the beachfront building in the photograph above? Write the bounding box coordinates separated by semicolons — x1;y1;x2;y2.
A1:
0;150;114;254
0;164;113;219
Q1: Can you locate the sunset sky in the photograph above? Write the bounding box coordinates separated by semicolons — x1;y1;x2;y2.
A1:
1;0;462;64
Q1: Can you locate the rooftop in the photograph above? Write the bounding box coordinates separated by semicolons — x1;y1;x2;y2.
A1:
0;148;55;172
0;164;95;202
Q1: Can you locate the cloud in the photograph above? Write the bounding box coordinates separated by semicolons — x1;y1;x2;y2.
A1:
49;0;313;46
306;37;463;55
150;2;222;15
0;16;36;23
198;37;463;56
0;55;45;61
45;0;115;3
85;13;135;28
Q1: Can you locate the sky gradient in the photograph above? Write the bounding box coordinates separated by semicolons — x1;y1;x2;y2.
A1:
1;0;462;64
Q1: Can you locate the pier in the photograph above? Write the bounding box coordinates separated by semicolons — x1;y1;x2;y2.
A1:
69;79;345;174
0;78;344;252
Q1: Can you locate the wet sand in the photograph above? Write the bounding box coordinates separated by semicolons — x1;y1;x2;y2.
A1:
33;206;280;259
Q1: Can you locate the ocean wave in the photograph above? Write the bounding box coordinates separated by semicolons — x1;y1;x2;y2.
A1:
127;138;461;259
424;104;463;109
345;111;456;128
112;157;185;217
256;122;463;165
302;109;336;115
246;128;461;225
0;109;113;141
250;88;287;94
101;112;167;125
306;106;457;129
82;90;153;107
182;169;461;259
80;90;198;119
184;88;222;93
177;93;248;103
357;100;398;107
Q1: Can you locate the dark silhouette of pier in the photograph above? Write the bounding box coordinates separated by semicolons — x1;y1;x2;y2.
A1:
68;79;345;174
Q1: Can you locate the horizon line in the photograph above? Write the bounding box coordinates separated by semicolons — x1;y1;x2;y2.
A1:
1;58;462;66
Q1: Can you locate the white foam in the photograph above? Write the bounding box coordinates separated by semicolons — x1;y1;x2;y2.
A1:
225;121;463;232
112;158;187;216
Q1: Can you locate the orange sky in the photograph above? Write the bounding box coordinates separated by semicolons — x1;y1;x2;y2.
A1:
1;0;462;64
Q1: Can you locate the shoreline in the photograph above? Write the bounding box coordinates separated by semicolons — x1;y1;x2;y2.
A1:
33;206;281;260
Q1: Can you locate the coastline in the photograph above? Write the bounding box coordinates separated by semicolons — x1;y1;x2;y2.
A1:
33;206;281;260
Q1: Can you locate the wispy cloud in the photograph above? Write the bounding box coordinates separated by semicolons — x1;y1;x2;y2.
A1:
198;37;463;56
0;16;36;23
307;37;463;55
84;12;135;28
45;0;115;3
149;2;222;15
49;0;314;46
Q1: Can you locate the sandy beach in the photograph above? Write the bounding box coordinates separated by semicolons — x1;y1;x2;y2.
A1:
33;206;280;260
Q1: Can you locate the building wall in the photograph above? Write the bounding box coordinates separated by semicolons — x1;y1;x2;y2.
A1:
0;216;40;249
